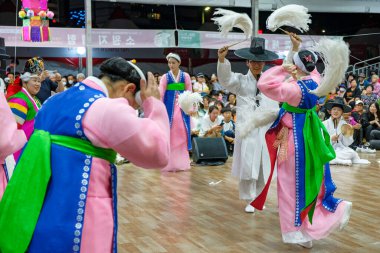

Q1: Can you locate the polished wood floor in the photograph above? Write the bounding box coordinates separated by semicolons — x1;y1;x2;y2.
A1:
117;152;380;253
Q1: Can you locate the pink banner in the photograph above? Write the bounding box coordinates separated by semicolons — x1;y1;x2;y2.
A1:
0;26;175;48
0;26;338;51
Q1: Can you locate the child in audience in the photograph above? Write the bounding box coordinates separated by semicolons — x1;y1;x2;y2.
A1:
221;107;235;155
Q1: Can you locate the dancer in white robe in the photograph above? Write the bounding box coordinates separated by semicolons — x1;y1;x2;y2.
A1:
217;37;279;212
323;99;370;165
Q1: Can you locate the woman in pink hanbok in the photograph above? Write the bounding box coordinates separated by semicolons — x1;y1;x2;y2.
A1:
0;93;27;200
0;57;170;253
252;34;352;248
159;53;193;172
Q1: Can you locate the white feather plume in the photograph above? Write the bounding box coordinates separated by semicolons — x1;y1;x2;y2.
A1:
267;4;311;32
238;109;280;138
212;8;253;38
178;91;203;115
310;38;350;97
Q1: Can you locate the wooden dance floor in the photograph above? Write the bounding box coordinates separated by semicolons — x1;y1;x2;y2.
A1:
117;152;380;253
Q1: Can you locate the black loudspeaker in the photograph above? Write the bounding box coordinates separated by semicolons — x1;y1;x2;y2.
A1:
192;137;228;164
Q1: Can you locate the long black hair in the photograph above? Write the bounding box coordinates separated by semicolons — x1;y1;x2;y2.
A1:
368;102;380;121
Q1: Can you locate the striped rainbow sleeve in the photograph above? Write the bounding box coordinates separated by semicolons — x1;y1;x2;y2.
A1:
8;98;28;125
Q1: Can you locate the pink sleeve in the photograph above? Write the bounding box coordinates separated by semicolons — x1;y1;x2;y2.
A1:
159;74;168;101
0;93;27;161
82;97;170;169
184;72;192;91
310;69;322;85
257;66;302;107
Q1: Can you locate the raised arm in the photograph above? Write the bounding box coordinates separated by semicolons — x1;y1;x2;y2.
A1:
257;66;302;106
83;97;170;169
217;46;243;94
0;93;27;162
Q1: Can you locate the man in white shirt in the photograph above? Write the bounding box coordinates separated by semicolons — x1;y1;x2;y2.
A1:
193;73;210;95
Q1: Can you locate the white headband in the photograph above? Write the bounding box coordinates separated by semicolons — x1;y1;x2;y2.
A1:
20;72;39;82
166;53;181;63
293;51;318;74
126;61;146;81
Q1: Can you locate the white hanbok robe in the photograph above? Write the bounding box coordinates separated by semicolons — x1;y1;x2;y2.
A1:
217;59;279;199
323;117;369;165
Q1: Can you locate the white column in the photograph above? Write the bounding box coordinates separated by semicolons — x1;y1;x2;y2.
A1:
85;0;93;76
251;0;259;37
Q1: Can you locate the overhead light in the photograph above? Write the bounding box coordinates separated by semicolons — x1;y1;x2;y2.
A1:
77;47;86;55
204;7;211;11
322;29;326;33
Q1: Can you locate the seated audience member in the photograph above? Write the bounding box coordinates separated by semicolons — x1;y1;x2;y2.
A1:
220;107;235;155
198;95;211;117
323;99;370;166
213;100;224;112
210;73;223;92
358;72;370;90
190;75;196;85
213;100;225;121
318;97;337;121
200;106;222;137
346;73;355;88
76;73;86;83
344;79;361;108
61;76;68;90
67;74;76;88
193;73;210;96
370;74;380;96
350;100;366;149
225;93;237;109
211;90;224;102
337;84;346;98
210;74;228;102
364;102;380;144
361;85;378;106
